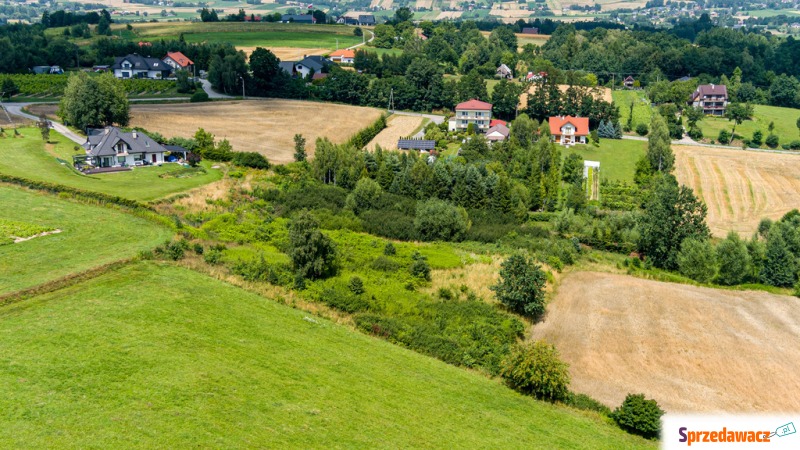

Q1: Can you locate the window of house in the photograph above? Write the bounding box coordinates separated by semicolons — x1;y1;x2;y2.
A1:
118;156;126;164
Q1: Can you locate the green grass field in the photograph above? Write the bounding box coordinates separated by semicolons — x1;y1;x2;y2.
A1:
612;90;652;131
0;129;222;202
0;261;654;448
0;186;172;295
698;104;800;145
182;30;363;49
562;138;647;183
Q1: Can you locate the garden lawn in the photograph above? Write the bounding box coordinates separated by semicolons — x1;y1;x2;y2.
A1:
612;90;652;131
561;138;647;183
0;128;222;202
0;261;655;449
0;186;172;295
698;104;800;145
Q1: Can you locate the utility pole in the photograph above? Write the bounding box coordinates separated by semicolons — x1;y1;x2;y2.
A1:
239;76;245;99
336;38;339;50
0;94;14;125
389;88;394;112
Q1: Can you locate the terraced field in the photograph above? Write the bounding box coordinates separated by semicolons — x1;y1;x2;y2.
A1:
673;144;800;236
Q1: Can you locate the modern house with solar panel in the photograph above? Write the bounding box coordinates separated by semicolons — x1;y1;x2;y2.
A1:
398;139;436;151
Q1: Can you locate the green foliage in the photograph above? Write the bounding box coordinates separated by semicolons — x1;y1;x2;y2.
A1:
751;129;763;146
715;232;750;285
190;91;210;102
414;198;470;242
293;134;307;162
717;129;731;144
348;276;365;294
289;211;338;279
58;72;129;130
176;70;195;94
500;340;571;403
491;253;547;319
566;393;611;416
611;394;664;440
561;152;583;185
635;123;649;136
765;133;779;148
345;177;383;214
760;224;796;287
677;237;716;283
232;151;270;169
646;113;673;173
347;115;387;149
383;241;396;256
409;251;432;281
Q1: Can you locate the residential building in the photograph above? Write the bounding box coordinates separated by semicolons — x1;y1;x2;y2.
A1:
281;14;315;23
549;116;589;146
521;27;539;34
398;139;436;151
448;99;493;132
485;123;510;142
358;14;376;26
526;71;547;82
329;49;356;64
278;61;296;76
496;64;513;80
623;75;635;89
489;119;507;128
111;54;170;79
294;55;329;78
689;84;728;115
82;127;167;167
31;65;63;75
162;51;194;74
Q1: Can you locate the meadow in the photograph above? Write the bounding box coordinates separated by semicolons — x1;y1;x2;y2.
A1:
0;186;171;295
561;138;647;183
534;271;800;413
0;129;223;202
698;104;800;145
181;30;363;51
0;262;654;449
612;89;652;131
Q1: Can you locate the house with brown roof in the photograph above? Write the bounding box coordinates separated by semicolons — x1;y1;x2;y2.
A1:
623;76;635;89
549;116;589;146
448;99;493;132
328;49;355;64
162;51;194;73
689;84;728;115
486;123;510;142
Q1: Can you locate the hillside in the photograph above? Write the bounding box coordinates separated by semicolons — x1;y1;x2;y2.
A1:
0;262;654;449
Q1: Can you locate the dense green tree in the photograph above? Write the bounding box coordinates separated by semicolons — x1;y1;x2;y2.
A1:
677;237;717;283
638;174;709;270
562;152;583;184
37;114;50;142
414;198;470;241
768;74;800;108
293;134;307;162
611;394;664;440
232;151;269;169
96;16;111;35
58;72;129;131
489;25;518;52
208;52;248;95
457;70;488;102
684;106;705;129
646;113;674;173
509;114;536;149
760;225;796;287
345;177;383;214
724;103;750;139
491;253;547;319
289;211;338;279
500;341;570;403
491;79;522;121
716;232;750;285
1;77;19;99
175;70;194;93
249;47;281;92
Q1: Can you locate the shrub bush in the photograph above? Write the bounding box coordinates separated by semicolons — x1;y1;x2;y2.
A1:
371;255;399;272
717;129;731;144
765;134;779;149
232;151;270;169
500;340;571;403
751;129;763;146
566;393;612;415
289;211;338;279
635;123;648;136
318;285;370;313
383;241;396;256
414;198;470;242
491;253;547;319
190;91;210;102
610;393;664;439
345;177;383;214
409;251;431;281
677;237;717;283
348;276;365;294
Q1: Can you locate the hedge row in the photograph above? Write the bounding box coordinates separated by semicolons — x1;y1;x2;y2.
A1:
347;114;387;149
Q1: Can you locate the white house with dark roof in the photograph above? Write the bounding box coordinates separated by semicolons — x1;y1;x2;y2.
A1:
111;54;170;79
689;84;728;115
83;127;167;167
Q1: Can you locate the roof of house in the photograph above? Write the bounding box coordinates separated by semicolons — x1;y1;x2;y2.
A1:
329;49;355;59
486;124;510;140
398;139;436;150
164;144;188;153
489;119;507;127
455;99;492;111
282;14;315;22
522;27;539;34
358;14;376;24
279;61;295;74
84;127;167;157
164;51;194;68
549;116;589;136
677;76;692;82
624;75;635;82
111;54;166;72
297;55;329;71
311;72;328;80
497;64;512;74
691;84;728;100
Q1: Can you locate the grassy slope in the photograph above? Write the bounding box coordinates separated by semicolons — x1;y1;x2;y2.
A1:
0;129;222;202
0;262;654;449
561;139;647;183
612;90;652;130
183;31;362;49
698;104;800;144
0;186;172;295
129;22;361;47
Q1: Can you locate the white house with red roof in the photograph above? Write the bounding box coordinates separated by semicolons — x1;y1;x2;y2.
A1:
449;99;493;132
549;116;589;146
328;49;355;64
162;51;194;74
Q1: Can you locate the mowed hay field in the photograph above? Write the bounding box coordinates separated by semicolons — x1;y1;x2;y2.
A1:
366;114;425;150
130;100;383;163
673;145;800;236
533;272;800;413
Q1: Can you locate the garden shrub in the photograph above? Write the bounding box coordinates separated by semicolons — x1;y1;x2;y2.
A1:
566;393;612;416
717;129;730;144
765;134;779;149
414;198;470;242
409;251;432;281
232;151;270;169
610;394;664;439
190;91;210;102
635;123;648;136
500;340;571;403
751;130;763;146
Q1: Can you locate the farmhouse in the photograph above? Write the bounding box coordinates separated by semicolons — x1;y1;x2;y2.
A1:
549;116;589;146
485;123;510;142
623;76;635;89
294;55;330;78
111;54;170;79
689;84;728;115
526;71;547;82
496;64;513;80
329;49;356;64
358;14;376;26
162;51;194;74
81;127;167;168
281;14;316;23
448;99;493;132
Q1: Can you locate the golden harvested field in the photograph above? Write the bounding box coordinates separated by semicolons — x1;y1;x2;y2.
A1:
129;100;382;164
674;145;800;237
366;115;425;150
533;271;800;413
238;46;328;60
519;84;612;109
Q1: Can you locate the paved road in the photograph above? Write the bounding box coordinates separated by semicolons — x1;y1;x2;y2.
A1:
199;79;237;99
2;103;85;145
391;110;446;125
347;29;375;50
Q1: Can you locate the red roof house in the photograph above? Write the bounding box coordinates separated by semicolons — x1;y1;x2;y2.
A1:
489;119;507;127
549;116;589;146
449;99;493;132
328;49;356;64
455;99;492;111
163;51;194;72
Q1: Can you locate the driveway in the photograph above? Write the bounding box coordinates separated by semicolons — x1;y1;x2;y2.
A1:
199;79;237;99
2;102;85;145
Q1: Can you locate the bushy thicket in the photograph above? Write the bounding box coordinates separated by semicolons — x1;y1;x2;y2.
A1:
500;341;571;403
610;394;664;440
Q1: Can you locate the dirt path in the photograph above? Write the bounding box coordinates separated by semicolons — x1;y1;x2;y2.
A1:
532;271;800;413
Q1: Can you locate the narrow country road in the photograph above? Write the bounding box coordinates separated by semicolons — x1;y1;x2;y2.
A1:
199;79;237;99
391;110;445;125
2;102;85;145
346;29;375;50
